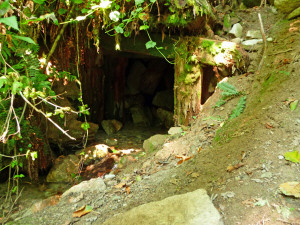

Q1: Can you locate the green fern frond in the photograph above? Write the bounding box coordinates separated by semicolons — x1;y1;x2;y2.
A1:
229;96;247;119
217;82;239;98
215;99;227;108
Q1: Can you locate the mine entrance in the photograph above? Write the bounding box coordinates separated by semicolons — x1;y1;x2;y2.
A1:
103;55;175;129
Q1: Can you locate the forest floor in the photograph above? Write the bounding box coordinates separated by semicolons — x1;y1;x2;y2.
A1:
1;5;300;225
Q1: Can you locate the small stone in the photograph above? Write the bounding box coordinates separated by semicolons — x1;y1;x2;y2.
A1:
278;155;284;159
221;191;235;199
105;138;118;146
231;38;242;44
229;23;243;38
168;127;183;135
104;174;116;180
242;39;263;46
246;30;262;39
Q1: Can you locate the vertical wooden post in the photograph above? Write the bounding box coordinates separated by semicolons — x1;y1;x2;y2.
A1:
174;55;203;126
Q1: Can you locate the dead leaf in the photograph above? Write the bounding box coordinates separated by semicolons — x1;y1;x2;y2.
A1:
125;186;130;195
265;123;274;129
198;146;202;153
279;182;300;198
284;97;296;105
175;155;193;165
114;182;126;189
186;171;193;176
226;163;244;172
73;205;93;218
242;199;255;207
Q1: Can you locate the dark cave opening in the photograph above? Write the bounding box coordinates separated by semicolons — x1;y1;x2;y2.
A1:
85;53;175;129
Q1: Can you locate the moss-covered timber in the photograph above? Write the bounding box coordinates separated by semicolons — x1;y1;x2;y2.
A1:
174;37;249;125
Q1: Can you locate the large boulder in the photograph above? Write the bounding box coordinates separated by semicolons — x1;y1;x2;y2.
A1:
99;189;223;225
275;0;300;13
61;177;106;200
130;105;152;127
152;89;174;111
156;108;174;128
101;119;123;135
46;154;80;183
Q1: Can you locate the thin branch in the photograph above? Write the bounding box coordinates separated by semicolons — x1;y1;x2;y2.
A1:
37;96;89;114
257;13;267;71
19;91;76;140
0;95;14;143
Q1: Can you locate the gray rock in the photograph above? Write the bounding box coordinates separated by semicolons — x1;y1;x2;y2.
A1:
152;89;174;111
168;127;183;135
105;138;118;146
130;105;152;127
61;178;106;199
246;30;262;39
231;38;242;44
143;134;168;152
101;120;122;135
101;120;116;135
229;23;243;38
99;189;223;225
156;108;174;128
275;0;300;13
287;6;300;19
46;155;79;183
242;39;263;46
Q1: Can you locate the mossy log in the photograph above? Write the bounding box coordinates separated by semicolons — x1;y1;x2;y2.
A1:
176;37;249;71
174;37;249;125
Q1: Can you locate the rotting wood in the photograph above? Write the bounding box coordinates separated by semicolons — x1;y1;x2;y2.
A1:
174;36;249;125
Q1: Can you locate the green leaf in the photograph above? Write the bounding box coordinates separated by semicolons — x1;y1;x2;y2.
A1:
223;14;231;32
114;25;124;34
81;8;89;13
284;151;300;163
145;40;156;49
14;174;25;178
0;1;10;17
0;16;19;31
81;122;90;131
139;25;149;30
31;152;38;160
135;0;144;5
72;0;83;4
229;96;247;120
85;205;93;211
124;30;131;37
290;100;298;111
12;35;36;44
33;0;45;4
12;81;23;95
136;175;142;181
0;76;7;89
58;8;68;15
11;160;17;168
150;0;156;2
45;112;53;118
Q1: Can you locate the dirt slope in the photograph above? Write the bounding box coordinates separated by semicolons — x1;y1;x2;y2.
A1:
5;7;300;225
